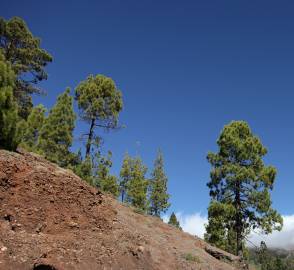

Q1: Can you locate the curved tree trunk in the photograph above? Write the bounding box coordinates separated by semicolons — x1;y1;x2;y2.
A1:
85;118;95;158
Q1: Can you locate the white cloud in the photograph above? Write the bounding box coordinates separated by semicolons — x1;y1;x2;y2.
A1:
162;214;170;224
163;213;294;250
177;212;208;238
248;215;294;250
163;212;207;238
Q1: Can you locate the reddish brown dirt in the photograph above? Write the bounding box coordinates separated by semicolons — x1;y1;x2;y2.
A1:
0;150;241;270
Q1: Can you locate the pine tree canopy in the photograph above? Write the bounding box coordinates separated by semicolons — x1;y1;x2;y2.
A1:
94;151;119;197
119;152;132;202
37;88;76;167
126;157;149;211
100;175;119;198
72;155;93;185
0;52;21;151
204;200;237;254
168;212;182;230
20;104;46;151
206;120;283;256
75;74;123;158
0;17;52;118
149;150;170;216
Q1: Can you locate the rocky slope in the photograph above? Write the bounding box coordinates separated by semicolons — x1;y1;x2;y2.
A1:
0;150;244;270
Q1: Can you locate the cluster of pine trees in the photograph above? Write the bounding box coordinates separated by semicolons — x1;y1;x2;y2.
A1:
119;151;170;215
0;16;284;260
0;16;171;218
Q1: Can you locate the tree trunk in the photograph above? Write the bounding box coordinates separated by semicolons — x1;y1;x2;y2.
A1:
236;218;243;257
121;190;125;203
86;118;95;158
235;180;243;257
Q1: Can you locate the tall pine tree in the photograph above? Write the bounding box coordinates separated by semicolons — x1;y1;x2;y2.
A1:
20;104;46;151
206;121;283;256
149;150;170;216
0;17;52;118
119;152;132;202
0;52;21;150
126;157;149;211
75;74;123;158
37;88;76;167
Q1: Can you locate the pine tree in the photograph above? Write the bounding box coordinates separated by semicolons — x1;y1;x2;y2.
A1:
126;157;149;211
73;155;93;185
75;74;123;158
94;151;119;197
204;200;237;254
37;88;76;167
0;17;52;118
67;148;93;184
257;241;270;270
206;121;283;256
149;150;170;216
274;257;286;270
20;104;46;151
100;175;119;197
168;212;182;230
0;52;21;151
119;152;132;202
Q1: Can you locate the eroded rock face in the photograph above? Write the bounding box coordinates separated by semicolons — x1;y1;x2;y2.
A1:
0;150;238;270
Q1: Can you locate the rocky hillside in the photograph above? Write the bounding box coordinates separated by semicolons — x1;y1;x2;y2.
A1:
0;150;244;270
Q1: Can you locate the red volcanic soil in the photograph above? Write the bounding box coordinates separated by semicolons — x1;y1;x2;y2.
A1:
0;150;244;270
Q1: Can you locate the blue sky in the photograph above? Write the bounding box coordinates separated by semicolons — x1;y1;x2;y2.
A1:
2;1;294;219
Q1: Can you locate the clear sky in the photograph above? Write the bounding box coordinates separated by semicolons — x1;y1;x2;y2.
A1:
2;1;294;220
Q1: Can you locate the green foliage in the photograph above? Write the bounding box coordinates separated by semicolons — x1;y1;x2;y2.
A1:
71;149;119;197
149;150;170;216
168;212;182;230
249;242;293;270
20;104;46;151
206;121;283;256
120;152;170;214
204;201;236;253
133;207;146;215
183;253;200;263
119;152;132;202
75;74;123;157
94;151;119;197
37;88;76;167
100;175;119;197
126;157;149;211
204;200;249;256
0;17;170;214
72;154;94;185
0;52;21;151
258;242;273;270
0;17;52;118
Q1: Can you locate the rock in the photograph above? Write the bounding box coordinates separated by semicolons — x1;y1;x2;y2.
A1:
69;221;79;229
205;245;238;262
137;246;145;253
35;222;47;233
0;246;7;252
205;245;248;269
